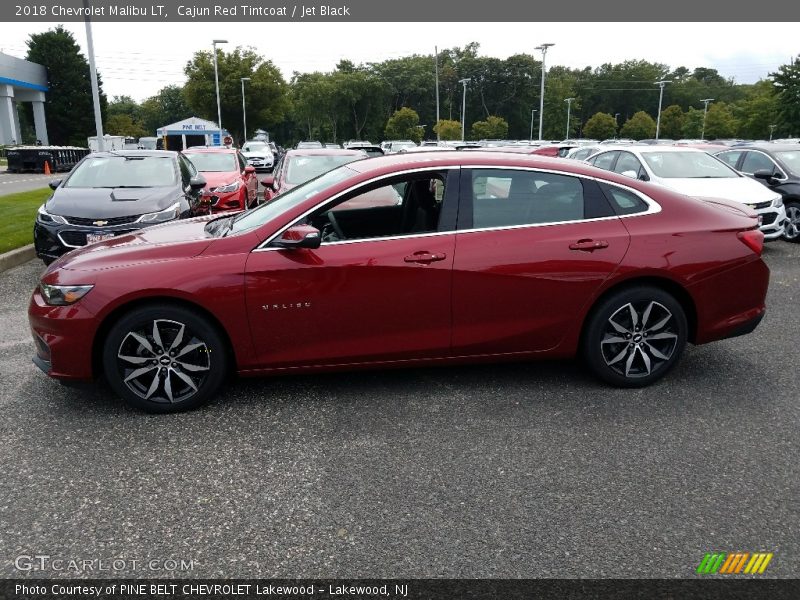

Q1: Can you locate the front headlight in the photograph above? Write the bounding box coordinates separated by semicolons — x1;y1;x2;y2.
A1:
773;196;784;208
39;283;94;306
215;180;241;193
137;202;181;224
37;204;68;225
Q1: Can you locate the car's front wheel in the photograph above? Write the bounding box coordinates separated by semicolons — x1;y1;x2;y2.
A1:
582;286;687;387
102;305;227;412
782;201;800;243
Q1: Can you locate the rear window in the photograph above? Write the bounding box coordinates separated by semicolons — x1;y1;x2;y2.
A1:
600;183;650;216
65;156;177;188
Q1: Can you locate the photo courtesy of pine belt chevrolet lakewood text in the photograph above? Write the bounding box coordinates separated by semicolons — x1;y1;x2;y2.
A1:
28;152;769;413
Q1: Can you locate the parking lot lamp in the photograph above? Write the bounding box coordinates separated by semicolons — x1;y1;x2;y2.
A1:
535;43;555;141
654;80;671;140
700;98;714;140
240;77;251;142
530;109;537;142
212;39;228;143
459;78;471;141
83;0;104;151
564;97;575;140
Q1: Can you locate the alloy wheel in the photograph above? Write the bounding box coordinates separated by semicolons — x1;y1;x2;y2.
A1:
116;319;211;404
784;205;800;241
600;301;678;379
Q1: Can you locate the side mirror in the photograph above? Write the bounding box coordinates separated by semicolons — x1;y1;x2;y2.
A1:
260;175;275;189
752;169;773;181
270;224;321;249
189;175;207;191
243;165;256;175
620;170;638;179
638;172;650;182
48;179;62;190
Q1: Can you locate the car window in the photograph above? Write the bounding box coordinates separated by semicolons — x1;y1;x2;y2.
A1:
591;151;618;171
600;183;650;216
613;152;644;176
178;156;195;186
285;154;362;185
237;152;247;170
740;151;776;174
641;151;738;178
470;169;585;228
306;172;448;243
716;150;742;168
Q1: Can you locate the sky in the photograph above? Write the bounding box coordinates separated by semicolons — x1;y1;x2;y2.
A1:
1;22;797;102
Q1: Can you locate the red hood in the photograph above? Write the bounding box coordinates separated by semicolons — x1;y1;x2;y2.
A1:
199;171;241;189
51;216;217;273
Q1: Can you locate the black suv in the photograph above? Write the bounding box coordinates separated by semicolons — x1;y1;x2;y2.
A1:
34;150;206;264
715;144;800;242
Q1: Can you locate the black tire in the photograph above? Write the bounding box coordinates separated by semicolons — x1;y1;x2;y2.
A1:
582;285;687;388
102;304;228;413
782;201;800;243
41;257;55;266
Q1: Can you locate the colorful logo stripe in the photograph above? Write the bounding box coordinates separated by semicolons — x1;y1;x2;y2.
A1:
697;552;773;574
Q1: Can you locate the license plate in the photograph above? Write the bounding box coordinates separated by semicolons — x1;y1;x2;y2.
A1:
86;232;115;244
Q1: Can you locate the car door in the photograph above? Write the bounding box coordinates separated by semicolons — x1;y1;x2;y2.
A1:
739;151;785;190
612;151;648;181
244;168;459;368
587;150;619;172
451;167;631;355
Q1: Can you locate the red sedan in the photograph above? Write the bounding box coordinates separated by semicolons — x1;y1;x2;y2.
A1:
29;152;769;412
183;147;258;212
262;148;365;202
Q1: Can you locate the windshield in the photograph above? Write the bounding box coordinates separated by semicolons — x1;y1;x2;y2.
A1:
285;154;362;185
641;151;738;179
775;151;800;175
229;166;356;235
65;155;176;188
242;142;268;152
185;152;237;172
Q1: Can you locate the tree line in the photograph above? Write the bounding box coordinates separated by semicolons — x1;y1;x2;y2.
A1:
19;27;800;147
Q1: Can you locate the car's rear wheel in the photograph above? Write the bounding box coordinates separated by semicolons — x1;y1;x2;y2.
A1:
102;305;227;413
582;286;687;387
782;201;800;243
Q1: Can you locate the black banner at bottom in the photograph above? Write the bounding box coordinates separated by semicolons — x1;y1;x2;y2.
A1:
3;579;800;600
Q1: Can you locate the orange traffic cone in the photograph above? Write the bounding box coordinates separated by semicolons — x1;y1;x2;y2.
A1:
43;161;51;175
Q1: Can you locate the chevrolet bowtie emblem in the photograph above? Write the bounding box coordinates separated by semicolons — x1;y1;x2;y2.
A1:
93;220;108;226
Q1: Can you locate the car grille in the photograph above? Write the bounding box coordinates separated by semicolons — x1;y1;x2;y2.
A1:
59;229;136;247
761;212;777;226
752;200;772;210
66;214;141;226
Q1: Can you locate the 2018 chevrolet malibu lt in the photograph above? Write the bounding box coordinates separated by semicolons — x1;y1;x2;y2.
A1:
29;153;769;413
584;145;786;240
33;150;205;265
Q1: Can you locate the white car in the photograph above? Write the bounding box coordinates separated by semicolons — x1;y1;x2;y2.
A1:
241;141;274;172
585;146;787;240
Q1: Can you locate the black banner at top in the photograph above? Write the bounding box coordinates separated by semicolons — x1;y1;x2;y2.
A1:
3;0;800;22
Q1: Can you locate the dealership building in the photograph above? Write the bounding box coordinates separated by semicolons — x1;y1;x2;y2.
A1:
0;52;49;146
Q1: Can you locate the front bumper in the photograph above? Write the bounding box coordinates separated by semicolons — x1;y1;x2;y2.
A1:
246;157;273;171
755;204;786;241
201;187;246;212
34;218;167;262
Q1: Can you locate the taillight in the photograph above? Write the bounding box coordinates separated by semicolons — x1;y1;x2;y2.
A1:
737;229;764;255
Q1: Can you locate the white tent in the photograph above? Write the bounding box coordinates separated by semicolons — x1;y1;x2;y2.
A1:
155;117;230;150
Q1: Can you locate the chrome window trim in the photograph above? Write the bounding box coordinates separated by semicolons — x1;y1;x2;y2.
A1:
741;150;786;180
251;164;661;253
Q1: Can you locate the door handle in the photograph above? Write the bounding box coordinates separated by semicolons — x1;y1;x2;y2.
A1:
404;252;447;264
569;239;609;251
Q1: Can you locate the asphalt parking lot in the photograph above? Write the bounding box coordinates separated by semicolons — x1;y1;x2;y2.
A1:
0;170;54;196
0;243;798;579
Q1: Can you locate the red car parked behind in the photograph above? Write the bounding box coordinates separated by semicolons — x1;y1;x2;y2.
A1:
183;147;258;212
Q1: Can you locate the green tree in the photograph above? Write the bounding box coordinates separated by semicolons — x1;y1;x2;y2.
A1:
682;107;704;138
184;47;290;142
620;111;656;140
434;119;462;140
138;86;191;134
582;112;617;140
659;105;685;139
732;80;779;139
105;114;147;138
703;102;738;139
471;115;509;140
770;56;800;135
385;107;424;142
25;25;107;146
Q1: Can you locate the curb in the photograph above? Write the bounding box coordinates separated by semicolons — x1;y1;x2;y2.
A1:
0;244;36;274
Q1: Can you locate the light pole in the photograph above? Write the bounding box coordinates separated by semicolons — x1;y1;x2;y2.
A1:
654;80;670;140
535;43;555;141
434;46;440;141
459;78;471;141
212;39;228;142
769;124;777;141
564;97;575;140
83;0;104;151
240;77;250;143
700;98;714;140
529;109;538;143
